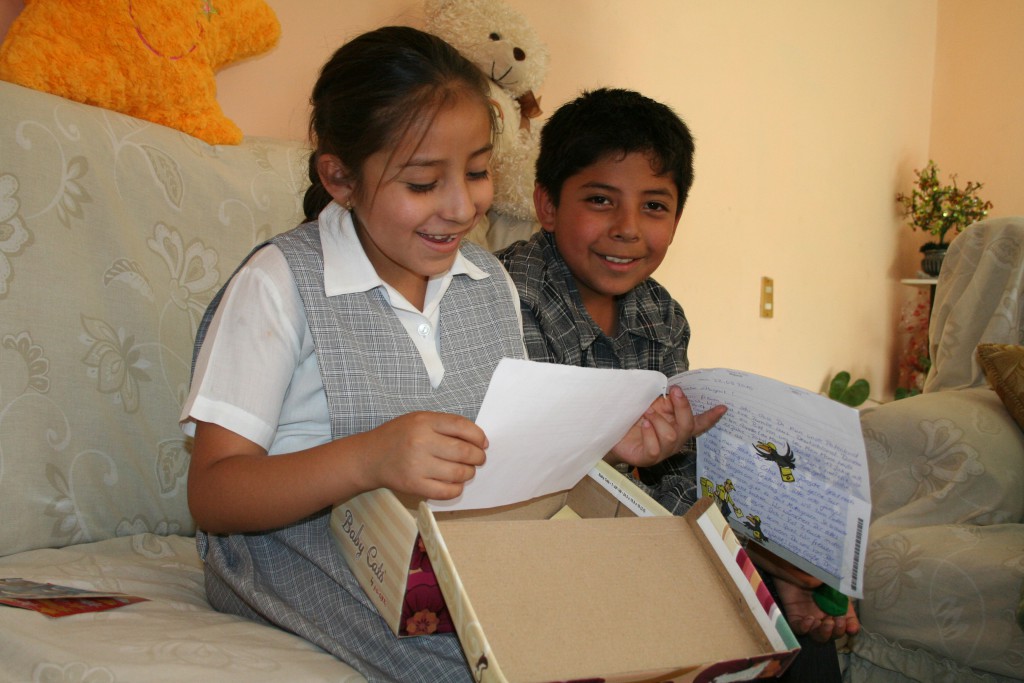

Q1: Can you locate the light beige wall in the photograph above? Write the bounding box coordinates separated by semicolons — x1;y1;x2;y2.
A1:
2;1;980;399
225;1;940;399
0;0;20;36
930;0;1024;219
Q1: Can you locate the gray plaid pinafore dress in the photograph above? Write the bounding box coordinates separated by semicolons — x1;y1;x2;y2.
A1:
190;221;526;682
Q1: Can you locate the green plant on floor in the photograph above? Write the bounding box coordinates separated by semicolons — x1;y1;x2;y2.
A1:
828;371;870;407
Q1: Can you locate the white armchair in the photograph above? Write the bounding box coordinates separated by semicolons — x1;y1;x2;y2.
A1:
843;217;1024;682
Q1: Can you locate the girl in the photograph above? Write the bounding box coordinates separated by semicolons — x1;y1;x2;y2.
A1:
181;26;526;681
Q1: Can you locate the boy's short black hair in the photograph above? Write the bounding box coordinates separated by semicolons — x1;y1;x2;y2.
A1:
535;88;695;218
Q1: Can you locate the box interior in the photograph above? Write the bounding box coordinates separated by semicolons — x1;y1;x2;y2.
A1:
435;501;774;682
431;469;641;525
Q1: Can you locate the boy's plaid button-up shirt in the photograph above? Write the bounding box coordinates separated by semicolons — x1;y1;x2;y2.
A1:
496;229;698;514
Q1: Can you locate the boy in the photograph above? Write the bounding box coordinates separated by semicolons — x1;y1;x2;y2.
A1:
496;87;704;512
496;88;856;680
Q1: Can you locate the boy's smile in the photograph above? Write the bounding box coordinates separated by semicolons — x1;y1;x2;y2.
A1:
536;151;680;331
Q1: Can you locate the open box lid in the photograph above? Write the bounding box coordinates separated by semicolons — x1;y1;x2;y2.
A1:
418;496;799;683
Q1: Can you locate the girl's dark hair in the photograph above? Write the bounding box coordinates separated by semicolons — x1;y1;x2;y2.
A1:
302;26;494;221
535;88;696;219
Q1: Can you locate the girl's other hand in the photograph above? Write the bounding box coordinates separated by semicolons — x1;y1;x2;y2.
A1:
356;411;488;501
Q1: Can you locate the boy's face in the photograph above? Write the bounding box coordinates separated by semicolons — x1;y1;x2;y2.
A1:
536;151;680;308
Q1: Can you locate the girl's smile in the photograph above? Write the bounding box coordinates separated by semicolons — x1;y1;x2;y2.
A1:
416;231;461;246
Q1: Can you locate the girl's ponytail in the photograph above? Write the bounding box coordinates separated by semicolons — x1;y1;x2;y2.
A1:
302;152;333;222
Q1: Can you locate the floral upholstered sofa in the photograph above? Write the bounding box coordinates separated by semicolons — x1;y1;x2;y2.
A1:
842;218;1024;682
0;80;368;682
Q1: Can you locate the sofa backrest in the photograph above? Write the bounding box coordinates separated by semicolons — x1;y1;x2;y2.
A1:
0;81;309;556
924;217;1024;393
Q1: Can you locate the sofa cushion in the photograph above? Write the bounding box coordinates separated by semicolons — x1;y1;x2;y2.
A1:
857;387;1024;678
0;533;365;681
860;387;1024;526
977;343;1024;432
0;80;308;557
977;342;1024;635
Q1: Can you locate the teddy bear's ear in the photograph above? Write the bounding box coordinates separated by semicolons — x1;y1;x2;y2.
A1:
423;0;460;14
422;0;470;26
0;0;280;146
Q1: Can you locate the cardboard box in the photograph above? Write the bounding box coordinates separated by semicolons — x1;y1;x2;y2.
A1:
330;462;799;682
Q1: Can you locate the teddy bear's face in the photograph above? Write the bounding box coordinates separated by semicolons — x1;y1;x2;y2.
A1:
425;0;548;98
475;27;538;95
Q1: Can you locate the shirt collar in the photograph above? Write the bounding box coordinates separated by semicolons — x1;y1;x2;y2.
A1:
535;229;665;347
318;202;488;298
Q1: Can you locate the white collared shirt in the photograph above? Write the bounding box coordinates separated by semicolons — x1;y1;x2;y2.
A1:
180;203;521;454
320;202;489;389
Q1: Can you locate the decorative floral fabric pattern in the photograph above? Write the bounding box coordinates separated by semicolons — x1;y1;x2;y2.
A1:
843;217;1024;682
0;81;307;557
0;173;31;296
924;219;1024;393
401;535;454;636
0;81;365;680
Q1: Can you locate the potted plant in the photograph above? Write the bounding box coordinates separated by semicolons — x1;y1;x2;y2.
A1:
896;160;993;276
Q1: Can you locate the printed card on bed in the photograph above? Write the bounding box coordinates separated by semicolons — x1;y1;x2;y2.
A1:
673;368;871;598
0;578;148;617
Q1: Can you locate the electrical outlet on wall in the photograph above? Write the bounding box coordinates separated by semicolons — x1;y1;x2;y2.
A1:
760;277;774;318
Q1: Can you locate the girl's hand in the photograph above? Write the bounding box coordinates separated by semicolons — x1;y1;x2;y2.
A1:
606;386;726;468
187;412;486;535
355;411;488;501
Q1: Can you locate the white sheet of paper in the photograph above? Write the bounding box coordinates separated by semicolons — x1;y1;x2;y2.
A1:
428;358;666;511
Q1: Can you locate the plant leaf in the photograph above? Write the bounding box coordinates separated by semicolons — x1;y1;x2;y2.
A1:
840;379;870;407
828;371;851;400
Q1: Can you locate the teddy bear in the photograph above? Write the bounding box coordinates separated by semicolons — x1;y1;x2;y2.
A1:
424;0;549;250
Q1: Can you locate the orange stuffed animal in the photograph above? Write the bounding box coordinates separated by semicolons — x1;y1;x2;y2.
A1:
0;0;280;145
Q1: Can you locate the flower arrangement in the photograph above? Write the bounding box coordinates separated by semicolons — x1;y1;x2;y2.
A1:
895;292;931;399
896;160;993;251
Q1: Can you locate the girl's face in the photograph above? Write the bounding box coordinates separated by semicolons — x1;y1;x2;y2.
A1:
351;94;493;308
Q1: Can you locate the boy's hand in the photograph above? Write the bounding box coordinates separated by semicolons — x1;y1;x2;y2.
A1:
746;544;860;642
773;577;861;642
358;411;488;501
606;386;726;467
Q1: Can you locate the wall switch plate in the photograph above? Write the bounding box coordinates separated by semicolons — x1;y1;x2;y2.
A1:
760;276;774;318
